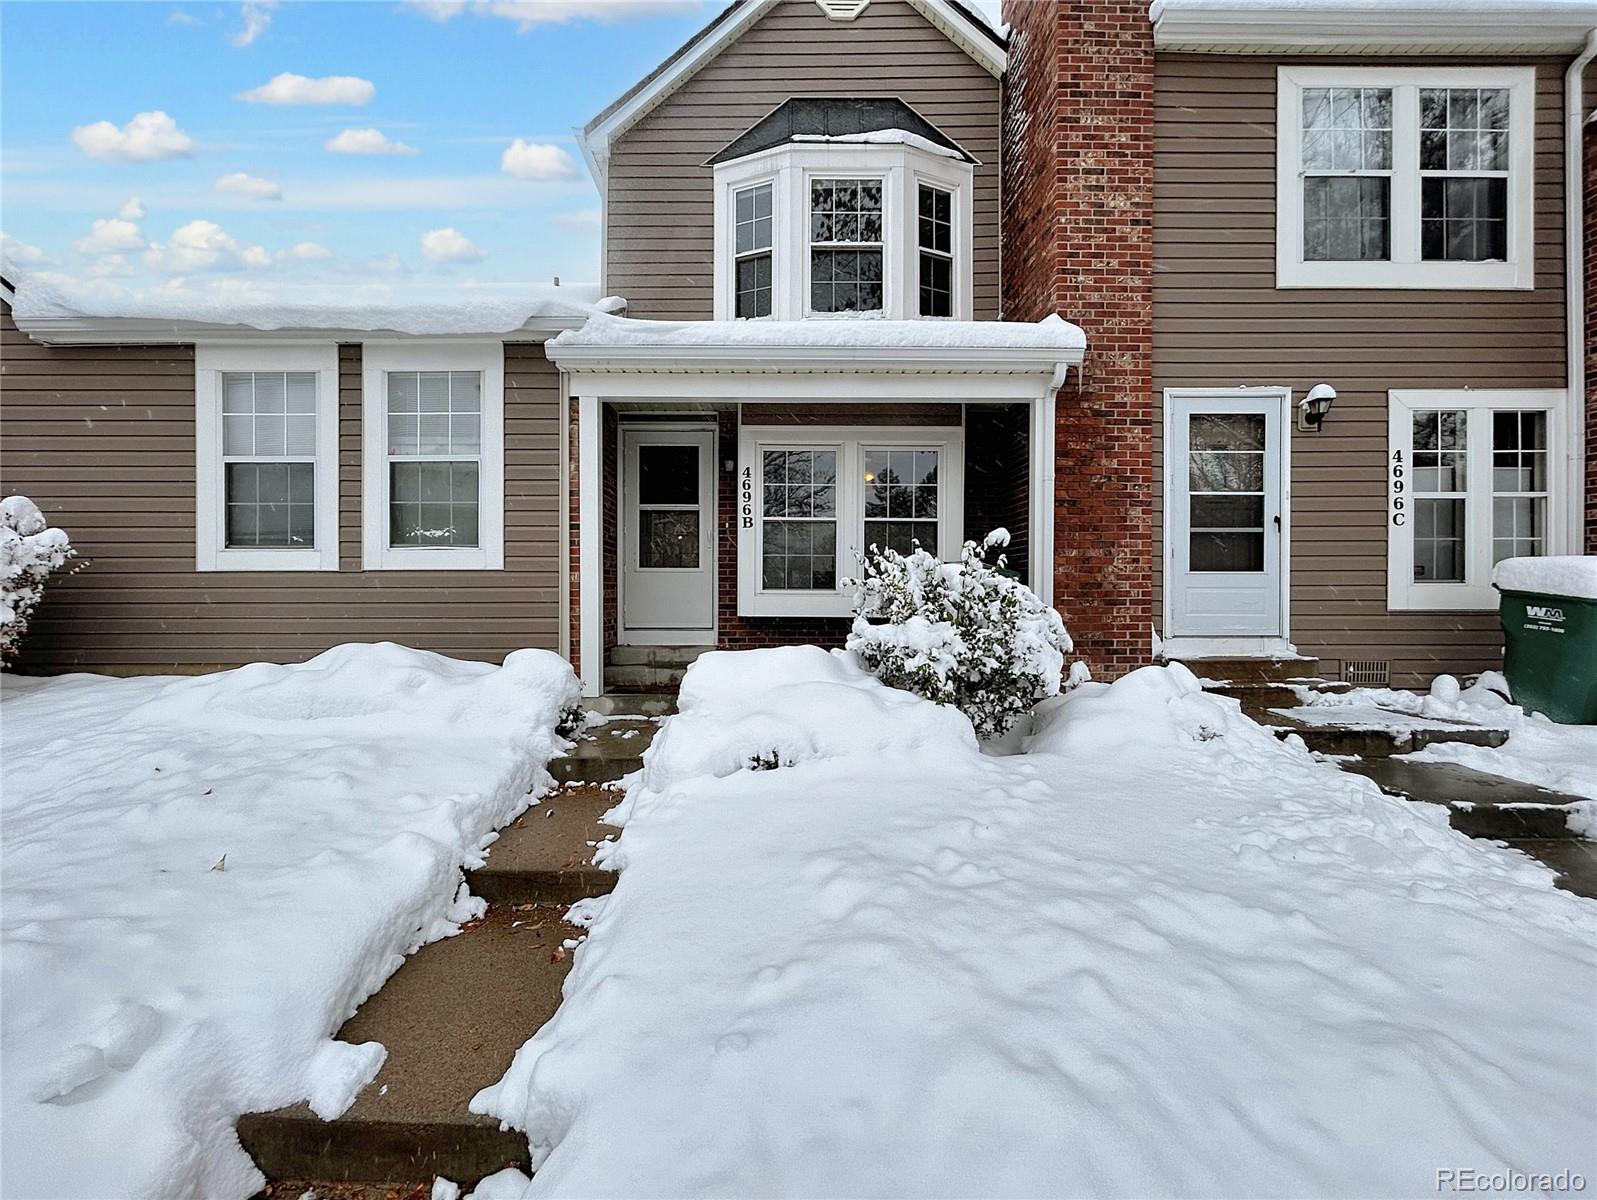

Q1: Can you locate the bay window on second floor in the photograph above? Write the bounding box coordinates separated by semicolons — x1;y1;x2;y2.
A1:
713;139;975;322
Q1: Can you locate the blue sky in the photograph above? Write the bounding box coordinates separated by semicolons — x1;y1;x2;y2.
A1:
0;0;739;302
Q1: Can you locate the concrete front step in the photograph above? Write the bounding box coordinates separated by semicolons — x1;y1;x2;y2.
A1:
238;903;572;1189
584;692;676;718
1201;678;1352;713
549;711;659;784
1168;655;1321;685
602;662;688;693
606;644;707;668
467;787;618;905
1340;757;1592;841
1266;707;1509;758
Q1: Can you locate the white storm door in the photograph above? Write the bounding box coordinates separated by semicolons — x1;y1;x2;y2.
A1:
620;428;716;637
1168;392;1284;637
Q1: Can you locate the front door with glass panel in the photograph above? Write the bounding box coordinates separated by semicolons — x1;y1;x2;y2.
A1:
1167;392;1285;638
620;428;715;639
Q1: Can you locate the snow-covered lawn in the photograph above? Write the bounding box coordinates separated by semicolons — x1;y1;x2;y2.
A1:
472;648;1596;1198
1296;672;1597;801
1;644;577;1200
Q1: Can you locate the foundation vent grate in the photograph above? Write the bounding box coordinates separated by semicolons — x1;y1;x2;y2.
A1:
1342;660;1391;687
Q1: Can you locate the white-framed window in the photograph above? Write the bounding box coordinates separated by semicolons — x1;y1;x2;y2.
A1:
1387;389;1571;611
361;341;504;571
917;183;954;318
736;424;964;617
1277;67;1535;289
712;141;973;321
733;181;774;319
194;344;339;572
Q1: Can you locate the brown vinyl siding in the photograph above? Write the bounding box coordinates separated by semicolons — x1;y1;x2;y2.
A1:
1152;55;1572;686
605;0;1001;320
1;306;563;672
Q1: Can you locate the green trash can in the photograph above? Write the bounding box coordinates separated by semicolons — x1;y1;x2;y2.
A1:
1496;562;1597;724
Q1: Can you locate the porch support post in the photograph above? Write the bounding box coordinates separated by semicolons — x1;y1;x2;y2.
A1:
1030;379;1059;608
578;391;603;697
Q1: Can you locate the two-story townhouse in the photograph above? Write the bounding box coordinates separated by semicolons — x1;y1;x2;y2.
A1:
1005;0;1596;687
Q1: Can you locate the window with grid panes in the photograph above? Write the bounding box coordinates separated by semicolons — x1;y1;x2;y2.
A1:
760;448;838;590
917;184;953;317
1300;86;1392;262
385;371;482;548
221;371;318;549
733;182;773;318
809;177;884;314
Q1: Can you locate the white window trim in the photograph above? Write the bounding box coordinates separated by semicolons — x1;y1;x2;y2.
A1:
1276;66;1536;290
712;143;974;322
736;423;964;618
1387;388;1571;611
195;343;339;572
361;341;505;571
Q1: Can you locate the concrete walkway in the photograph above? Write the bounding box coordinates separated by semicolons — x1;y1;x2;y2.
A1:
244;697;665;1195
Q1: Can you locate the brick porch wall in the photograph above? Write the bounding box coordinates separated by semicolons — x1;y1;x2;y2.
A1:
1001;0;1156;678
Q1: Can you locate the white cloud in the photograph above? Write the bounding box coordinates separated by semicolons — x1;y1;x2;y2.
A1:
277;241;333;262
420;227;484;264
117;196;146;221
1;232;49;266
551;207;600;233
500;138;578;180
87;254;138;278
145;219;272;273
75;218;147;255
235;73;375;106
324;128;417;156
167;8;201;25
214;171;283;200
408;0;703;30
71;111;196;163
231;0;276;45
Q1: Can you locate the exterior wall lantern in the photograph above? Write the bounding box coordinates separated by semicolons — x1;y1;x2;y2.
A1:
1297;383;1336;432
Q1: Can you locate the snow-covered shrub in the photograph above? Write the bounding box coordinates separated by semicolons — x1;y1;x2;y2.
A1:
1;495;74;664
844;530;1072;739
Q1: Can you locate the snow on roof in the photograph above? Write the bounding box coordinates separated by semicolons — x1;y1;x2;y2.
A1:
790;130;966;161
1150;0;1593;14
9;278;624;337
549;312;1086;355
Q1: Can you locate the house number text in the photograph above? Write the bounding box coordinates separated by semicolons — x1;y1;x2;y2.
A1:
740;466;754;529
1389;449;1405;527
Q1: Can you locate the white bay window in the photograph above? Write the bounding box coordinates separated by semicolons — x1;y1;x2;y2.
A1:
195;345;339;572
713;141;974;321
737;425;963;617
1387;389;1571;610
362;342;504;570
1277;67;1534;289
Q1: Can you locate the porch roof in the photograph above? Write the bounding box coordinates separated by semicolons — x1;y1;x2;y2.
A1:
545;313;1086;381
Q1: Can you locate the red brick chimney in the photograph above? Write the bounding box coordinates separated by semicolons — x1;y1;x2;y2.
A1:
1002;0;1156;677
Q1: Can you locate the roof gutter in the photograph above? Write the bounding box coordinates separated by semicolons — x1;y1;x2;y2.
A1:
1565;29;1596;553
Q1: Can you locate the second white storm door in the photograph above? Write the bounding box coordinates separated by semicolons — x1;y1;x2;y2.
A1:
620;427;716;638
1167;390;1286;638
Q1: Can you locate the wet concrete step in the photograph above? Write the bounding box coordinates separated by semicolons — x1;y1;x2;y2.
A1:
1168;655;1321;685
1267;705;1509;758
1340;757;1591;841
239;902;575;1190
549;713;659;785
1201;678;1352;713
601;663;689;693
606;645;706;668
585;692;676;718
467;786;619;905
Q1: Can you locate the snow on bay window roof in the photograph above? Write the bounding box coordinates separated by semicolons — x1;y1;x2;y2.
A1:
549;312;1086;354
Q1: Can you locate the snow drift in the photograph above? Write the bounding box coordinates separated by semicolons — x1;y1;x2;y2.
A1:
0;643;578;1200
471;651;1596;1198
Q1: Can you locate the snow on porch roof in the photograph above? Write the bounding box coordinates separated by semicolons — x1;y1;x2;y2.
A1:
8;279;625;344
548;313;1086;368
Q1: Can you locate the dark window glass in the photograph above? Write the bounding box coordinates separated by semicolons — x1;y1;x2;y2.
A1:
225;462;314;548
389;462;479;547
1303;176;1390;261
1421;177;1507;262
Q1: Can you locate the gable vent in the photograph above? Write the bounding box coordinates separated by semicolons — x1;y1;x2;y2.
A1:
815;0;870;19
1342;660;1391;687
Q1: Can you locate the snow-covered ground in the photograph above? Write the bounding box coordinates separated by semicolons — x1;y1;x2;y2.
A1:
0;643;577;1200
1297;672;1597;801
471;648;1596;1198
